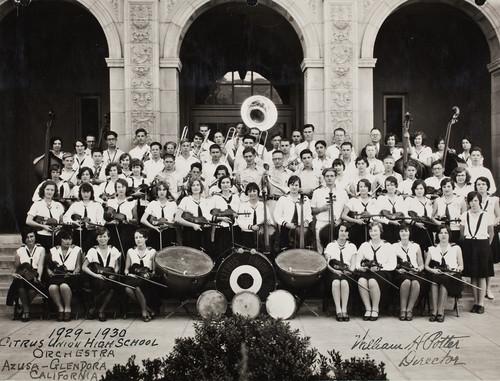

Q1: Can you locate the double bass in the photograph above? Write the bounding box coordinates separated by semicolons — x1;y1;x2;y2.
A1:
33;112;62;182
442;106;467;176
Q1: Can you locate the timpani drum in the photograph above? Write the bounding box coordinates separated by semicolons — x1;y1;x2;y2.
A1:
231;291;261;318
155;246;214;297
275;249;327;290
266;289;297;320
216;250;276;301
196;290;227;319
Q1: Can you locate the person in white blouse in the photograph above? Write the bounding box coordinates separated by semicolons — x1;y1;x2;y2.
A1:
46;228;82;322
425;225;464;322
409;130;433;168
460;191;494;314
373;176;407;243
356;222;396;321
273;176;313;251
123;229;157;322
11;227;46;322
82;227;122;322
450;167;473;201
475;177;500;300
324;223;357;322
392;225;424;321
141;182;178;250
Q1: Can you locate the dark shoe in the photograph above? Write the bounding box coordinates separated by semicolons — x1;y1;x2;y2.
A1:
363;310;371;321
429;314;436;322
63;312;71;322
399;311;407;321
336;313;343;322
471;304;479;313
21;312;30;323
98;312;107;322
406;311;413;321
476;305;485;314
57;312;64;322
436;314;445;323
370;311;379;321
142;315;151;322
87;307;96;320
343;313;350;322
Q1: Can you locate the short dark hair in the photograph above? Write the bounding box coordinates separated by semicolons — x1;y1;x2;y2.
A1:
135;128;147;135
300;149;313;159
39;180;59;199
287;175;301;187
474;176;490;191
466;191;482;205
104;131;118;139
303;124;315;132
150;141;162;149
411;179;427;196
21;227;37;244
105;162;122;176
315;140;327;148
245;182;260;195
79;182;95;200
77;166;94;180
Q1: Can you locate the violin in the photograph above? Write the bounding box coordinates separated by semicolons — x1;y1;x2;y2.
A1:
127;183;155;200
360;258;380;270
151;216;176;229
407;211;440;226
182;211;218;227
34;215;60;226
425;186;442;199
71;213;102;228
329;258;351;272
88;262;116;278
103;207;128;223
15;263;39;282
211;208;250;219
379;210;407;221
129;263;152;279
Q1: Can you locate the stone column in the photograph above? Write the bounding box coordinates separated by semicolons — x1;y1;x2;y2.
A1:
159;58;182;143
301;59;324;134
488;58;500;187
106;58;126;139
124;0;160;151
357;58;377;153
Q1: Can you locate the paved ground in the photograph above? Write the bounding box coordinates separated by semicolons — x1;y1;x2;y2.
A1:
0;294;499;381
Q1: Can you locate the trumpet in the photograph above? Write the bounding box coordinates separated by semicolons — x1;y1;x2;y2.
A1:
175;126;189;157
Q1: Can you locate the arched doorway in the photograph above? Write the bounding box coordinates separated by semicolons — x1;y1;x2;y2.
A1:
373;2;491;164
0;1;109;231
178;2;304;143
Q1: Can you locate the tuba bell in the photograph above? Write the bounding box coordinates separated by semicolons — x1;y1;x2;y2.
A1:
241;95;277;131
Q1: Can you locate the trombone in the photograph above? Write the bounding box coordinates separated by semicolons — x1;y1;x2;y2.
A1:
193;128;211;159
175;126;189;157
223;127;236;161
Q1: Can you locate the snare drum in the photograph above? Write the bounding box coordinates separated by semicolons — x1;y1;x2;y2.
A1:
231;291;261;318
155;246;214;297
275;249;327;290
196;290;227;319
216;250;276;300
266;289;297;320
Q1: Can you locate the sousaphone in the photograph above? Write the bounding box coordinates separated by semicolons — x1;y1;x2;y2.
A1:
241;95;277;131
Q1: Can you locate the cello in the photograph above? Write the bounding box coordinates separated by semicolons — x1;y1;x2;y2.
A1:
288;192;315;250
442;106;467;176
319;192;337;250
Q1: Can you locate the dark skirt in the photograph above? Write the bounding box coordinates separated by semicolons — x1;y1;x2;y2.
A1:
460;239;494;278
393;270;424;289
382;224;400;244
148;228;178;251
357;270;394;294
491;226;500;263
12;277;47;293
411;225;434;253
426;271;464;297
47;274;82;289
348;223;368;249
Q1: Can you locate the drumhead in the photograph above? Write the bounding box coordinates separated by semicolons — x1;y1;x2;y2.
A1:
156;246;213;277
216;251;276;300
266;290;297;320
197;290;227;319
275;249;327;275
231;291;261;319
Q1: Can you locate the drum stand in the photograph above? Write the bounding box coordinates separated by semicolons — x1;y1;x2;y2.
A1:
164;299;195;319
293;291;320;317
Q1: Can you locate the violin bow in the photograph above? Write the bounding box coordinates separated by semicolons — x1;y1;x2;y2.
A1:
128;273;169;290
16;274;48;299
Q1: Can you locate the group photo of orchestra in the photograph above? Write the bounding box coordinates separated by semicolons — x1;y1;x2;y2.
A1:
9;98;499;325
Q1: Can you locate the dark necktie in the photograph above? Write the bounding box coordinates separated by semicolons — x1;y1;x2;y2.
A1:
253;208;258;225
444;202;451;221
47;204;53;219
291;202;299;225
419;201;428;217
83;205;88;218
371;245;381;264
339;244;345;264
362;202;368;212
117;202;125;213
389;200;396;214
160;205;166;219
440;251;448;267
197;203;203;218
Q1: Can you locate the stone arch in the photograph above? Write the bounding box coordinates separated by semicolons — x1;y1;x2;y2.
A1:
0;0;122;59
360;0;500;61
162;0;321;61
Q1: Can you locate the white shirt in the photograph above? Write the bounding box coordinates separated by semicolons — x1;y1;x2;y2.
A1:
460;211;493;240
356;241;396;271
143;158;165;183
273;195;313;227
129;144;150;161
86;246;121;267
127;247;156;270
50;245;81;271
324;240;357;267
468;166;497;194
16;244;44;269
311;186;349;223
63;201;104;225
27;200;65;236
392;241;421;269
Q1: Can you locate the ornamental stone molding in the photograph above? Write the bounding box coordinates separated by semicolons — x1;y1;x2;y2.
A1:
327;3;354;133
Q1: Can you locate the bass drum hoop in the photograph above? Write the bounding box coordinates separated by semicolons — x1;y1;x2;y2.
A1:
216;250;276;300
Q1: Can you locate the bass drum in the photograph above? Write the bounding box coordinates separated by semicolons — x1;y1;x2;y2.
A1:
155;246;213;298
231;291;261;318
266;289;297;320
196;290;227;319
275;249;327;290
216;250;276;301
